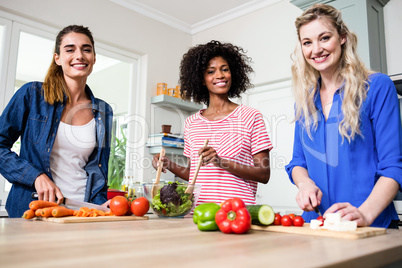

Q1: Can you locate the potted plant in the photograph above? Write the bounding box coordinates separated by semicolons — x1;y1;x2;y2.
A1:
108;127;126;190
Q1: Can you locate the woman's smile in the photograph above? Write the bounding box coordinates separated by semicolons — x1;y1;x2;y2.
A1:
204;56;232;95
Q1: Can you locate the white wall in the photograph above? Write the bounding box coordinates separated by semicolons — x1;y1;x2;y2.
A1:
193;0;300;85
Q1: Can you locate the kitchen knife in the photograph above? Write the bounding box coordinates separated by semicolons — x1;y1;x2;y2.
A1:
31;192;110;212
314;206;322;217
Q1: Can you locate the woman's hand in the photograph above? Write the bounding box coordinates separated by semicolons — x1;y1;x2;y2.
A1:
295;180;323;212
34;173;64;204
199;146;221;167
152;153;170;173
324;202;370;227
102;199;111;208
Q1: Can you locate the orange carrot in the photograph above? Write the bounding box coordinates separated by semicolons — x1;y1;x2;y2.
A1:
75;210;83;217
22;209;35;219
90;211;97;217
97;210;105;217
52;207;75;217
76;207;90;217
106;211;114;216
80;207;90;212
29;200;58;211
40;206;60;217
35;209;43;217
82;211;90;217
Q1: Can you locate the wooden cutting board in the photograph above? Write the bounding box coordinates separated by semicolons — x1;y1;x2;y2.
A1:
34;215;149;224
251;223;386;239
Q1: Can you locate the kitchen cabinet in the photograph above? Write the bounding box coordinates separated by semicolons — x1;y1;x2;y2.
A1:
291;0;389;73
245;80;301;214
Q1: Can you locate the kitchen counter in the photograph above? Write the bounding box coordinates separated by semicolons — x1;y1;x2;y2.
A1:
1;216;401;268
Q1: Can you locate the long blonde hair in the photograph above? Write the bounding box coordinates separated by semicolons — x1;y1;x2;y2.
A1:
43;25;95;105
291;4;371;142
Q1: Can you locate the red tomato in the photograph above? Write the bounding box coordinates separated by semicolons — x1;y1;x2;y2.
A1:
288;213;296;221
274;213;282;225
110;196;129;216
317;216;324;226
131;197;150;217
293;216;305;227
281;215;293;226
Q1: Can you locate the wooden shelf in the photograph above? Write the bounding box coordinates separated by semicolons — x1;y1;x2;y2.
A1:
151;95;203;112
148;146;184;155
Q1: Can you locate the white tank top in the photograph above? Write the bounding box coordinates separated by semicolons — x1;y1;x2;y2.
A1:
50;118;96;201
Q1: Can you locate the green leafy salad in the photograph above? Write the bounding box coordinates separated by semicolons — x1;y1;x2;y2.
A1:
152;182;193;217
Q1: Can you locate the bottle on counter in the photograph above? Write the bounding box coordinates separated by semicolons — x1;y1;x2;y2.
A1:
128;177;144;199
121;176;129;198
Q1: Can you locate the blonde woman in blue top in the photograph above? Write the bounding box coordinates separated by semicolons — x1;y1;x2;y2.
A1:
0;25;113;217
285;4;402;228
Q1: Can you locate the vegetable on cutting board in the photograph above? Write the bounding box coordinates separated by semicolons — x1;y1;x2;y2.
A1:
22;209;35;219
52;207;75;217
29;200;58;211
310;213;357;231
246;205;275;226
40;206;60;217
193;203;221;231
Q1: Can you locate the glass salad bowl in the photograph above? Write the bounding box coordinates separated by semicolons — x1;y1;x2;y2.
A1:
143;182;201;217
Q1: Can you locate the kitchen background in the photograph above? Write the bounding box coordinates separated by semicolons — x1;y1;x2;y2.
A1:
0;0;401;217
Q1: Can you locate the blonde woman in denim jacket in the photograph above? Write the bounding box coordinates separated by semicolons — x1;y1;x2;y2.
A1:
0;25;113;217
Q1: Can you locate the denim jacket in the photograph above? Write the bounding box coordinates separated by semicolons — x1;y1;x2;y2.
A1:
0;82;113;217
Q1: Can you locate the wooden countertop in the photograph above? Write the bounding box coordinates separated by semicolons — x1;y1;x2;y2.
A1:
1;216;401;268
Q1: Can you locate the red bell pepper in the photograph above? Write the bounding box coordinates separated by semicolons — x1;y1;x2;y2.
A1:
215;198;251;234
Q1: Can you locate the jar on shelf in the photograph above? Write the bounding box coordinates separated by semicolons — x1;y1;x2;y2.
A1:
168;88;175;97
157;83;167;95
174;86;180;98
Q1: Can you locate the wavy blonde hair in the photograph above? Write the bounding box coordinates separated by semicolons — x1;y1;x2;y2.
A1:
43;25;95;105
291;4;371;142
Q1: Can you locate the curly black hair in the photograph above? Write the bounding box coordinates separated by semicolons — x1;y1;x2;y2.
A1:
179;40;254;105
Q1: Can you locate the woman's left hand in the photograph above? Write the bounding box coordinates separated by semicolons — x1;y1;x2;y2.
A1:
102;199;111;208
199;146;221;167
324;202;370;227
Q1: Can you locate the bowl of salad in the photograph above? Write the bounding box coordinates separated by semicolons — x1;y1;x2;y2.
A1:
143;182;201;217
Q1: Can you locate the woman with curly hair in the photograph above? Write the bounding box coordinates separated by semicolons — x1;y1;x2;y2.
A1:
285;4;402;228
153;40;272;206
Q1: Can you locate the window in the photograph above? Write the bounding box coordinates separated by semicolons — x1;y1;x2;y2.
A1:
0;14;140;210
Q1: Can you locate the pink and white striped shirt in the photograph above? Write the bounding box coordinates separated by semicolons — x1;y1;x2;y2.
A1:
184;104;272;206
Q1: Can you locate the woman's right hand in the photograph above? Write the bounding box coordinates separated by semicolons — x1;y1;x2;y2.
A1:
34;173;64;204
296;180;323;212
152;153;170;173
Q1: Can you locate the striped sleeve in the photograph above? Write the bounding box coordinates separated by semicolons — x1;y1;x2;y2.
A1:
245;108;273;155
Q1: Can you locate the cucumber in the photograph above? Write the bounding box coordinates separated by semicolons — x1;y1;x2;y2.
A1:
246;205;275;225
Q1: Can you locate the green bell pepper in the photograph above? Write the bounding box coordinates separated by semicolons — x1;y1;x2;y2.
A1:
193;203;221;231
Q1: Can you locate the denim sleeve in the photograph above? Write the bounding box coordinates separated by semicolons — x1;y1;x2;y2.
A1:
0;83;43;187
370;74;402;190
285;120;307;185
